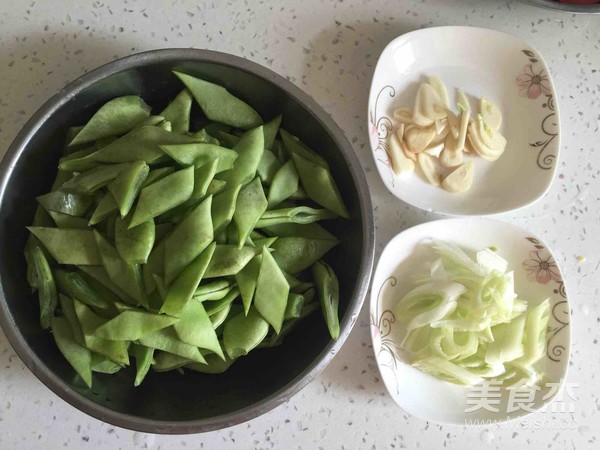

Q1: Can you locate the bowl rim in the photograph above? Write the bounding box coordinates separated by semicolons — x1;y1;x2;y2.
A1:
0;48;375;434
367;25;561;216
520;0;600;13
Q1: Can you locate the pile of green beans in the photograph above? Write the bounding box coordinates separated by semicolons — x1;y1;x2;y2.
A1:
24;71;348;387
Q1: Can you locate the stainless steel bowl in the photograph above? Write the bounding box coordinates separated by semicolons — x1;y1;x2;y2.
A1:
522;0;600;13
0;49;375;433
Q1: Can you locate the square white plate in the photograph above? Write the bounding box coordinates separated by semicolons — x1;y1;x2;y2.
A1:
368;26;561;216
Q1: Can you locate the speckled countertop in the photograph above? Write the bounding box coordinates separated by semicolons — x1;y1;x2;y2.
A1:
0;0;598;449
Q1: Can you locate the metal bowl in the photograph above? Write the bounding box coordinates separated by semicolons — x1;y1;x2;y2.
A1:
0;49;374;433
521;0;600;13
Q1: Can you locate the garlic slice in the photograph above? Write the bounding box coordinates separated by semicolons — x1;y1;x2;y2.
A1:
424;142;444;157
389;129;415;176
439;147;463;168
417;152;440;186
413;83;447;127
480;97;502;131
442;161;474;193
428;76;450;109
457;89;471;113
404;124;437;153
393;107;414;124
467;116;507;162
446;110;461;140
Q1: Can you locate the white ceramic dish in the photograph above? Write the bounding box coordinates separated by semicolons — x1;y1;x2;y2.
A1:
368;26;561;216
370;218;571;425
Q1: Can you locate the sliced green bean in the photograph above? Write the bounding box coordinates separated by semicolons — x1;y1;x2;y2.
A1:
280;128;328;168
60;126;206;172
54;270;110;310
204;245;261;278
254;247;289;334
271;236;338;274
129;165;194;228
173;299;223;358
257;149;282;185
262;115;282;151
190;128;220;145
142;166;176;188
209;303;232;329
94;310;178;340
51;317;93;388
312;260;340;340
222;126;264;186
138;327;206;364
142;240;165;295
73;300;130;365
152;351;191;372
292;150;349;219
193;280;235;302
28;227;101;265
186;353;236;374
262;222;337;240
48;211;89;229
173;71;262;129
59;294;86;346
256;206;337;228
284;293;305;320
91;354;124;374
223;307;269;359
267;160;299;208
115;216;155;264
212;185;241;234
37;191;93;217
69;96;151;146
235;255;261;315
77;266;137;307
160;143;238;172
234;177;268;248
94;230;146;306
60;163;130;194
108;161;149;217
204;287;240;316
160;89;192;134
88;192;119;225
164;196;213;285
129;344;155;386
31;247;57;329
162;242;216;316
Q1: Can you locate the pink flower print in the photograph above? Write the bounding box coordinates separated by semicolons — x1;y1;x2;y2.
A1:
517;64;552;99
523;250;561;284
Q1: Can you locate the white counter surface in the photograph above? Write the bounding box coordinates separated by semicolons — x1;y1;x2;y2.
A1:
0;1;598;448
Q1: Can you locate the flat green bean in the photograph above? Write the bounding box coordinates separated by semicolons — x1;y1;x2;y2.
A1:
160;143;237;172
312;260;340;340
32;247;57;329
159;89;192;134
69;96;151;146
253;247;289;334
234;177;267;248
173;71;262;129
94;310;178;340
115;216;155;264
173;299;223;358
28;227;101;265
108;161;149;217
37;191;93;217
51;317;93;387
223;307;269;359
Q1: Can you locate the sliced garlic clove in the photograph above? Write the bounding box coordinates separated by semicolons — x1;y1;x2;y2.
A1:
439;147;464;168
424;142;444;157
446;110;461;140
477;115;507;154
413;83;447;126
396;123;405;142
401;140;417;161
480;97;502;131
417;152;440;186
434;118;447;135
467;120;506;162
428;76;450;109
457;89;471;113
442;161;474;193
389;132;415;176
404;124;437;153
393;107;414;124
